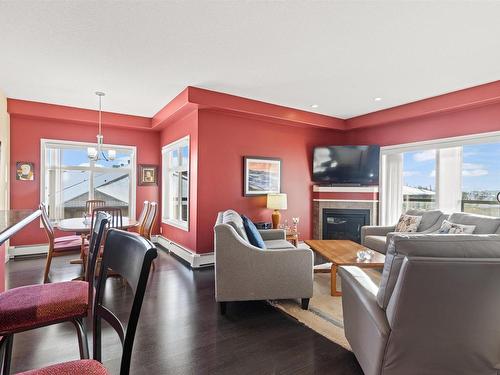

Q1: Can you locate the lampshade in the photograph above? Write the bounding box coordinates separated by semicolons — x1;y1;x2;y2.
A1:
267;193;287;210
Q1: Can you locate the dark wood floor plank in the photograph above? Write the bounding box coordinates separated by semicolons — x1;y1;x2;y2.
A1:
4;250;363;374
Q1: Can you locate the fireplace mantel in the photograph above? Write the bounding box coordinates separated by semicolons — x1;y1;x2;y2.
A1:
312;185;379;240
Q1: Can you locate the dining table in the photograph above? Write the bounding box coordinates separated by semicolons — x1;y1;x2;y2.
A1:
56;217;138;234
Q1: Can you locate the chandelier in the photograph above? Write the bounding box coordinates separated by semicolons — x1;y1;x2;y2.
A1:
87;91;116;161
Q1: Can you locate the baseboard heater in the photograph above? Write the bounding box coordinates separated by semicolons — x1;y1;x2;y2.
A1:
154;235;214;269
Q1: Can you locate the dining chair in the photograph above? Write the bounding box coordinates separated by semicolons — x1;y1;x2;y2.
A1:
39;203;83;283
14;230;158;375
0;212;109;375
85;200;105;215
135;200;150;234
141;202;157;270
141;202;157;240
81;207;122;277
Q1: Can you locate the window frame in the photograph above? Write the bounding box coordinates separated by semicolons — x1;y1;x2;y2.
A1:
161;135;190;231
40;138;137;223
380;130;500;223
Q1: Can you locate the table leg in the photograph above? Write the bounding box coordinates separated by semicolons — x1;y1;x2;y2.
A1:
331;264;341;296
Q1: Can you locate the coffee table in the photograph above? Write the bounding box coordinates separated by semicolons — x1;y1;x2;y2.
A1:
304;240;385;296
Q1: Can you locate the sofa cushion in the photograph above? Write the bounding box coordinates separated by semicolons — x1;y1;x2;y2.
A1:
405;209;445;232
438;219;475;234
222;210;249;242
363;235;388;254
264;239;296;250
395;214;422;232
448;212;500;234
241;215;266;249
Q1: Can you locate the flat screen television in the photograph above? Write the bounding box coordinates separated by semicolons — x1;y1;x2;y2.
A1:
312;145;380;185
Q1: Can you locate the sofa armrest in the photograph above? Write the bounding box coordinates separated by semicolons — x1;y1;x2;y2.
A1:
361;225;395;245
259;229;286;241
339;266;390;375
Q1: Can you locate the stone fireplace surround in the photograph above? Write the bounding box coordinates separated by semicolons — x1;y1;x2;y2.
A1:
312;185;379;240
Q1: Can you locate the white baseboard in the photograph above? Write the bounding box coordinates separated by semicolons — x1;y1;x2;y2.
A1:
9;244;48;258
153;235;214;268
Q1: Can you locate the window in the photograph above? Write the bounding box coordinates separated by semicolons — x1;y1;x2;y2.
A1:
402;150;436;211
162;136;189;230
41;139;136;222
462;143;500;217
380;132;500;224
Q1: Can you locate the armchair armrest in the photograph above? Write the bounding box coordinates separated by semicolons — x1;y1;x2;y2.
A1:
339;266;390;375
259;229;286;241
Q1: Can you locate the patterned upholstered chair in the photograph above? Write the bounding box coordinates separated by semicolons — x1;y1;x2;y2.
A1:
40;203;83;283
14;230;158;375
0;212;109;374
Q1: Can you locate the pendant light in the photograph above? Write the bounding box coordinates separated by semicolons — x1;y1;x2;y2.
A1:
87;91;116;161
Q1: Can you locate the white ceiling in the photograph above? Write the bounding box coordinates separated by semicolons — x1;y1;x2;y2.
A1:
0;1;499;119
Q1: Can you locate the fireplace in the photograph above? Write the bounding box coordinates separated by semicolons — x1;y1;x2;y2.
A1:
322;208;370;243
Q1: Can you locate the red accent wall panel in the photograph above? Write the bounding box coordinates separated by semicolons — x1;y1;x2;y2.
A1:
345;102;500;146
159;110;199;251
9;114;160;247
0;244;4;292
196;110;345;253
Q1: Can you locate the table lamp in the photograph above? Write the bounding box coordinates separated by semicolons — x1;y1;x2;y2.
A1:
267;193;287;229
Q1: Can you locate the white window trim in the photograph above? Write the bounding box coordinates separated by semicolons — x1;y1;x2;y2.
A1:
380;130;500;223
40;138;137;222
161;135;190;231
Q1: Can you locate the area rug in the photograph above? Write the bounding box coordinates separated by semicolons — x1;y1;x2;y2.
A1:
270;268;381;351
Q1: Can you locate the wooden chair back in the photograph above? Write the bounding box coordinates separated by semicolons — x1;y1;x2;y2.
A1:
86;200;106;215
39;203;54;247
136;201;150;234
91;206;123;230
141;202;157;240
93;229;157;375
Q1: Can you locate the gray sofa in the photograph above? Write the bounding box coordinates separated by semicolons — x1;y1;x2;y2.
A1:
214;210;314;313
361;209;448;253
340;212;500;375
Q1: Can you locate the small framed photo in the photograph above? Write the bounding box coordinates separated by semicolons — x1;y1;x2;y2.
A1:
243;156;281;196
16;162;34;181
138;164;158;186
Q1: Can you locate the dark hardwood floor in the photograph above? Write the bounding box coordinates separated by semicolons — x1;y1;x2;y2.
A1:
5;249;363;374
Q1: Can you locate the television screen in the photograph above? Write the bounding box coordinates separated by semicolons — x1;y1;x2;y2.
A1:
312;145;380;185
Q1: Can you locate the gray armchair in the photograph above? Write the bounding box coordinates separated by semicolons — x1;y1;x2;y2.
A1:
214;210;313;313
340;232;500;375
361;209;447;253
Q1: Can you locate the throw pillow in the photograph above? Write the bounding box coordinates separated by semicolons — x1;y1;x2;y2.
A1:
395;214;422;233
241;215;266;249
438;219;476;234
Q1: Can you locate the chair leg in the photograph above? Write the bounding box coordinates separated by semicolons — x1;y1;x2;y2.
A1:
43;251;53;283
1;335;13;375
72;318;89;359
219;302;227;315
301;298;310;310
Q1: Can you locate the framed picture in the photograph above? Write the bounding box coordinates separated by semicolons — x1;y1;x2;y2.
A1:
243;156;281;196
138;164;158;186
16;161;34;181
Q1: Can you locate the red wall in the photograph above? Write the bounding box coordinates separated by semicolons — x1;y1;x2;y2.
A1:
9;114;160;246
195;109;344;253
159;110;199;251
0;244;4;291
345;102;500;146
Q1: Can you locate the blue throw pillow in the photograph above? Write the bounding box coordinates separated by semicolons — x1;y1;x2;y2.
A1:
241;215;266;249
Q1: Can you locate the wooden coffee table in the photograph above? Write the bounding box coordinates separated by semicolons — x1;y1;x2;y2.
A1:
305;240;385;296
